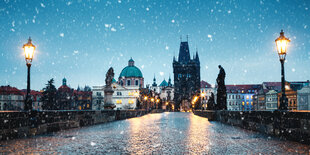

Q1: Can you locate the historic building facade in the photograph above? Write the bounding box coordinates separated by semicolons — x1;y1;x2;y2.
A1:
200;80;214;110
92;58;143;110
173;41;200;111
297;85;310;110
118;58;144;88
265;90;278;110
0;86;24;110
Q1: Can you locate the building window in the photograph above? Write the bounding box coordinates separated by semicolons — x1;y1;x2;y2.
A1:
96;92;101;96
127;80;131;86
135;80;139;86
178;74;182;78
116;100;122;104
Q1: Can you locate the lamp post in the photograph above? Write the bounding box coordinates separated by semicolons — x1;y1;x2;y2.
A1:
23;37;35;111
275;30;290;111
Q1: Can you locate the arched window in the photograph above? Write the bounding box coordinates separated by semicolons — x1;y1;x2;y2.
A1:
135;80;139;86
120;80;123;86
127;80;131;86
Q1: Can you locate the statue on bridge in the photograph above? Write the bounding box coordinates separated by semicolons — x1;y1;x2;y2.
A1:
105;67;114;87
104;67;116;110
216;65;227;110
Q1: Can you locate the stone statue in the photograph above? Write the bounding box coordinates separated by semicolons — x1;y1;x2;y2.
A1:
104;67;116;110
216;65;227;110
216;65;226;86
105;67;114;87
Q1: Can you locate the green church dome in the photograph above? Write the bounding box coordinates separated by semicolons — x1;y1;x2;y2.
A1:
119;58;143;78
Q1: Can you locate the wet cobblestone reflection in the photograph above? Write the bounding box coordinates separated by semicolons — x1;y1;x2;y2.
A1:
0;112;309;154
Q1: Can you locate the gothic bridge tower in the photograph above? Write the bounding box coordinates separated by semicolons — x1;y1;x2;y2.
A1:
173;40;200;111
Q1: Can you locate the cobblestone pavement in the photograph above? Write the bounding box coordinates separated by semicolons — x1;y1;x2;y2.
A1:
0;112;310;154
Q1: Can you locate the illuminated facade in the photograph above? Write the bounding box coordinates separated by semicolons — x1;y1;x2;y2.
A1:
92;58;143;110
226;85;261;111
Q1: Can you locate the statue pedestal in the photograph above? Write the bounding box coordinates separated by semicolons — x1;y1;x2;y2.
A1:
104;87;116;110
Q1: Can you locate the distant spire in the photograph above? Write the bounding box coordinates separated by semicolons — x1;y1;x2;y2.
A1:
180;35;182;42
186;35;189;42
195;48;199;62
152;74;157;87
168;75;172;86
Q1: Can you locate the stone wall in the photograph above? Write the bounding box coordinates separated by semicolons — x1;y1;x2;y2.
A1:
193;110;310;144
0;110;148;141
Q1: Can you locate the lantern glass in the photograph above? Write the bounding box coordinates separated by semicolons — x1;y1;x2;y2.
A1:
23;38;35;64
275;30;290;60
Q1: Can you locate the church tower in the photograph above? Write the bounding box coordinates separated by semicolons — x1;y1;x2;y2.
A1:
173;40;200;111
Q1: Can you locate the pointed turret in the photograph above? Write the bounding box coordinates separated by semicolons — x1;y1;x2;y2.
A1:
168;75;172;87
195;50;200;63
178;41;191;63
152;74;157;87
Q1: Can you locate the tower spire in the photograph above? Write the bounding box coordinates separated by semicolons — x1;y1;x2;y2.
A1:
152;74;157;87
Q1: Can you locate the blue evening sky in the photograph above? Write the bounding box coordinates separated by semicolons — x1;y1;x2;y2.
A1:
0;0;310;90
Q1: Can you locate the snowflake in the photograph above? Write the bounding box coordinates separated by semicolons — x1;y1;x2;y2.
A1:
165;45;169;50
111;27;116;32
40;3;46;8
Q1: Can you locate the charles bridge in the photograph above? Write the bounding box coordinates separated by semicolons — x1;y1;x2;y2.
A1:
0;110;310;154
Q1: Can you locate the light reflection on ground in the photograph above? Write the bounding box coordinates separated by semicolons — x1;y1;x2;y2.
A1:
0;112;309;154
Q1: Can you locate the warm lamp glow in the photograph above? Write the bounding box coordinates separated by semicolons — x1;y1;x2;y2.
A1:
23;37;36;65
275;30;290;60
200;92;206;97
156;99;160;103
144;96;148;101
151;98;154;102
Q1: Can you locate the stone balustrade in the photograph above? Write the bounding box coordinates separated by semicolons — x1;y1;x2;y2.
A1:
193;110;310;144
0;110;148;141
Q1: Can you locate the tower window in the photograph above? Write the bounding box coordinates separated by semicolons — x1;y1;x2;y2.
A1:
135;80;139;86
127;80;131;86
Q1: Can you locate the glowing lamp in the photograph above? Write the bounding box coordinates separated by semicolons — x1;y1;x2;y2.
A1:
275;30;290;61
23;37;36;65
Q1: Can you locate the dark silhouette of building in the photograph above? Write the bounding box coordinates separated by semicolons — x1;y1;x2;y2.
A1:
173;40;200;111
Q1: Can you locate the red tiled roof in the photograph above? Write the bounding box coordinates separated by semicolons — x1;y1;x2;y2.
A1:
201;80;212;88
0;85;23;95
262;82;281;87
226;84;261;93
58;85;72;92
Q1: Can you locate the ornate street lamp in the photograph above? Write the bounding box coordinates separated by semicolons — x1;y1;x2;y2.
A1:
23;37;35;111
275;30;290;110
